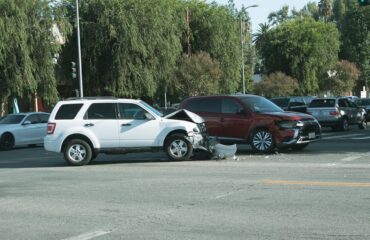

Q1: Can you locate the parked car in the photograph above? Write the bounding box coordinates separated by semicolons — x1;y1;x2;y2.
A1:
44;97;208;166
270;96;315;113
356;98;370;122
0;112;50;150
180;95;321;153
307;97;366;131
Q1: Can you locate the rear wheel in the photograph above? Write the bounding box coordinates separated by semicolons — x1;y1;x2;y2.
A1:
63;139;92;166
339;118;349;131
0;133;15;150
359;119;366;130
165;134;193;161
250;129;275;153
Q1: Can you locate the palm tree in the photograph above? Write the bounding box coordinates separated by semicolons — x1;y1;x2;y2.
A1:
318;0;333;23
253;22;270;51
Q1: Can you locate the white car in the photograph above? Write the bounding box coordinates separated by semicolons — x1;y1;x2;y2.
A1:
44;97;208;166
0;112;50;150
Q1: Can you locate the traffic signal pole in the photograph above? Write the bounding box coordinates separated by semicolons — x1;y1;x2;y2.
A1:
76;0;83;98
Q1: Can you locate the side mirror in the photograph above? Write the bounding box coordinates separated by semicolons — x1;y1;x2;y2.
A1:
145;112;155;120
23;120;31;125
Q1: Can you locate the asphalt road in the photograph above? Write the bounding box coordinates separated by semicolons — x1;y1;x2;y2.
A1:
0;127;370;240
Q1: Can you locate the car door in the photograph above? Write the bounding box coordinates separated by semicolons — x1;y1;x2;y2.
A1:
117;103;160;147
183;98;223;137
83;103;120;148
15;113;44;144
338;98;355;124
219;98;250;140
348;100;363;123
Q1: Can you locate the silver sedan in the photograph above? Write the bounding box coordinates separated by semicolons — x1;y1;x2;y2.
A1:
0;112;50;150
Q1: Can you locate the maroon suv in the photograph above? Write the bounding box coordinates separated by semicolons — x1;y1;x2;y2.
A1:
180;95;321;153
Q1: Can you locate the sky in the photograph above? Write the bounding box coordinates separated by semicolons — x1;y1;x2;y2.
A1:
212;0;319;33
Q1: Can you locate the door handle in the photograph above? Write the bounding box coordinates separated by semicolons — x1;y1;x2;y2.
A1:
121;123;131;126
84;123;94;127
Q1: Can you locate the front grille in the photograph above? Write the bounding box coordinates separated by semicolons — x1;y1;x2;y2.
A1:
299;119;321;136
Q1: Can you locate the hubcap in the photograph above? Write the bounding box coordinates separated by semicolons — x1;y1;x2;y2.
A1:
169;139;188;158
253;131;272;151
68;144;87;162
343;120;348;130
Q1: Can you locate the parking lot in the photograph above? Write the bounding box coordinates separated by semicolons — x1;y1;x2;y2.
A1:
1;127;370;240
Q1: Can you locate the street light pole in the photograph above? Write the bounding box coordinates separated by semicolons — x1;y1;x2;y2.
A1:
240;4;258;94
76;0;83;98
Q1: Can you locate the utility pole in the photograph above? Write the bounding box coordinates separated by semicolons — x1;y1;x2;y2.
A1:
76;0;84;98
186;7;191;56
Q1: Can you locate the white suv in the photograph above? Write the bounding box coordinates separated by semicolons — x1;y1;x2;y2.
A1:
44;97;208;166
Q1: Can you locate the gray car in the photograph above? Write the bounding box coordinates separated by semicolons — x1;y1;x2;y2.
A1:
0;112;50;150
307;97;366;131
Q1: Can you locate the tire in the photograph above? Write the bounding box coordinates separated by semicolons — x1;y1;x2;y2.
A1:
192;150;212;160
339;118;349;131
0;133;15;151
358;119;366;130
63;139;92;166
291;143;309;151
250;129;275;153
165;134;193;161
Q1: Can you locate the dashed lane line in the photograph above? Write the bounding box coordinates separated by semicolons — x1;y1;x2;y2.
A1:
262;180;370;187
62;230;114;240
323;134;363;140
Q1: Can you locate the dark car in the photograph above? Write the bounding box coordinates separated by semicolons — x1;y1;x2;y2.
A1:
180;95;321;153
354;98;370;122
270;96;315;113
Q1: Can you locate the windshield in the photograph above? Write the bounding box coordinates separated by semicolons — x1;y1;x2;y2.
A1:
357;99;370;105
0;114;26;124
240;96;283;113
270;98;289;108
140;101;163;117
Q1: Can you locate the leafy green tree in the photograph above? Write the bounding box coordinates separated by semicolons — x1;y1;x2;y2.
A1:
268;6;290;26
254;72;299;98
260;18;340;95
0;0;69;113
320;60;360;95
291;2;320;20
170;52;222;97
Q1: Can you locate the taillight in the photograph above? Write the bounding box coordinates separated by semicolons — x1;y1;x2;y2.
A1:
47;123;56;134
330;110;340;116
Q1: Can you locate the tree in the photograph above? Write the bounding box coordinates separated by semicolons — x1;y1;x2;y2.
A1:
259;18;340;95
268;6;290;26
170;52;222;97
318;0;334;22
320;60;360;95
254;72;299;98
0;0;68;113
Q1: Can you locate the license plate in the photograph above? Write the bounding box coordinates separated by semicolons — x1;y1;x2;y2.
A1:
308;132;316;139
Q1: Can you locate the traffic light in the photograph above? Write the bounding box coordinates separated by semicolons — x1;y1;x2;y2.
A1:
71;61;77;79
358;0;369;6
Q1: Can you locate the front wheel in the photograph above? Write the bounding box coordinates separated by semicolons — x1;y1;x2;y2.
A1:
359;119;367;130
165;134;193;161
250;129;275;153
339;118;349;131
0;133;15;150
63;139;92;166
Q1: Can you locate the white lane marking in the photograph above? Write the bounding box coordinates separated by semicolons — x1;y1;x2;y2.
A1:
215;192;235;199
62;230;113;240
340;156;362;162
351;136;370;140
324;134;363;140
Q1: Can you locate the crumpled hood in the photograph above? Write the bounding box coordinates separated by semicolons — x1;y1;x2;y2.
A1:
163;109;204;124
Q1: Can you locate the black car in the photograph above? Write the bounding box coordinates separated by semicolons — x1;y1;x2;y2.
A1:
270;96;315;113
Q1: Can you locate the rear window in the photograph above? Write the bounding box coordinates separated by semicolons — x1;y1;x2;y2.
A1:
55;104;83;120
309;99;335;108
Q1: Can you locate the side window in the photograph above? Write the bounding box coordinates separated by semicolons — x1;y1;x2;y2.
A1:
38;114;49;123
85;103;116;119
338;99;348;108
222;99;243;114
186;99;221;113
347;100;357;108
24;114;39;124
118;103;148;120
55;104;83;120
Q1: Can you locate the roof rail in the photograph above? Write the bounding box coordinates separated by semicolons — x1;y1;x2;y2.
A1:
66;96;118;100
